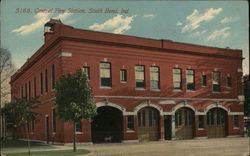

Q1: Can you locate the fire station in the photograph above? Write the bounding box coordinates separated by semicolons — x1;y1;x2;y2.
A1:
10;19;244;144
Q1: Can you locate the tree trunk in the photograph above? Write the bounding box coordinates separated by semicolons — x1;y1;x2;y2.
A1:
73;121;76;152
26;124;31;156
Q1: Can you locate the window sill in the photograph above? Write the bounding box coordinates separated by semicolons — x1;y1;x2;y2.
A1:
201;86;207;88
120;81;127;83
126;130;135;133
186;90;195;92
198;128;205;130
52;132;56;135
135;88;146;91
212;91;220;94
226;87;232;89
100;86;112;89
233;127;239;130
150;89;160;92
76;132;83;134
173;89;182;92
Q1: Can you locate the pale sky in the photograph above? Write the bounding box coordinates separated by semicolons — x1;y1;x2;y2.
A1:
1;0;249;75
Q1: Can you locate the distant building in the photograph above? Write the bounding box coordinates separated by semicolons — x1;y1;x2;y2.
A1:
10;19;244;144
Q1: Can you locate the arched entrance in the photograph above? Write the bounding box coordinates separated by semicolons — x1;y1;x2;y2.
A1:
175;107;194;139
137;107;160;141
206;108;227;138
91;106;123;143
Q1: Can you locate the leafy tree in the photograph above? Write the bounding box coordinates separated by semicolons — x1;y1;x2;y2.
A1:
55;69;96;152
1;98;40;156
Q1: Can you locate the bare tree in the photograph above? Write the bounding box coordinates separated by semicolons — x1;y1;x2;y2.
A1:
0;48;15;155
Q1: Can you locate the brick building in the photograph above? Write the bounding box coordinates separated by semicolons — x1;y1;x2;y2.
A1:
10;19;244;144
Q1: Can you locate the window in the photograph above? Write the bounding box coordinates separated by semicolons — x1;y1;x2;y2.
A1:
173;68;182;90
25;83;27;100
21;86;23;99
226;76;232;87
83;66;90;80
75;121;82;132
186;69;195;90
127;116;134;130
175;110;182;127
138;110;146;127
150;67;160;90
149;109;158;126
34;77;36;97
120;69;127;82
198;115;204;129
31;120;35;133
52;108;56;133
233;115;239;128
100;62;111;87
45;69;48;93
28;81;31;100
201;75;207;87
212;71;220;92
40;72;43;95
51;64;55;89
135;65;145;88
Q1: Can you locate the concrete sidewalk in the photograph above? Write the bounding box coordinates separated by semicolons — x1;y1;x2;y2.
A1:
72;137;250;156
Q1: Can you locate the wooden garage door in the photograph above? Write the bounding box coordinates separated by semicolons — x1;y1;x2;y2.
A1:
175;108;194;140
138;107;159;141
207;108;227;138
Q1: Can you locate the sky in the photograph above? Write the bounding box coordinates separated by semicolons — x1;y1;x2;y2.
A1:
1;0;249;75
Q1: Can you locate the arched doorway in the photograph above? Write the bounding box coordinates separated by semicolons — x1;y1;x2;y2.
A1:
206;108;227;138
137;107;160;141
91;106;123;143
175;107;194;139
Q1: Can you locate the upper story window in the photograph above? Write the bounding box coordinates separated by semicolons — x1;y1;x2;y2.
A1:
83;66;90;80
40;72;43;95
21;86;23;99
120;69;127;83
226;75;232;88
28;81;31;100
233;115;239;128
100;62;111;87
45;69;48;93
150;66;160;90
201;75;207;87
135;65;145;88
34;77;37;97
186;69;195;91
25;83;27;100
173;68;182;90
212;71;220;92
51;64;55;89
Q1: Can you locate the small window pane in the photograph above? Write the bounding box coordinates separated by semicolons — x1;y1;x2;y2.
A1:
226;76;232;87
75;121;82;132
127;116;134;130
198;115;204;128
233;115;239;128
120;69;127;82
201;75;207;87
186;69;195;90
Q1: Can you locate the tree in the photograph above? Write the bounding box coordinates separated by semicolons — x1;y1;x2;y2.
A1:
0;48;15;156
1;98;40;156
55;69;97;152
